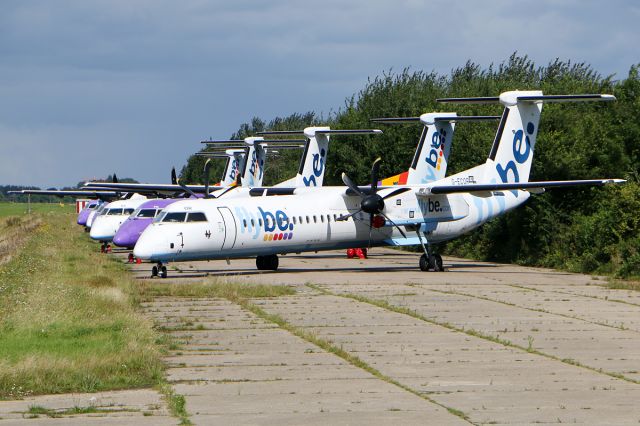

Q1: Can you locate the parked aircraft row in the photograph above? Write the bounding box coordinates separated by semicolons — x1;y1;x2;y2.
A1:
12;90;624;278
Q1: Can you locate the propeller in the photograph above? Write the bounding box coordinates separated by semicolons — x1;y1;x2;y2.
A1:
176;178;198;198
171;167;177;185
338;158;408;240
203;159;212;199
112;173;118;183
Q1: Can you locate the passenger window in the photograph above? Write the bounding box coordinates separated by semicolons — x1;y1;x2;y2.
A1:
292;217;296;225
186;212;208;222
251;219;255;227
259;218;263;227
243;219;247;228
162;212;187;223
327;214;331;222
313;215;317;223
306;216;309;224
320;215;324;223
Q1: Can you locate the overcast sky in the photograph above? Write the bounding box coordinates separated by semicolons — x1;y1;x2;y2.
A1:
1;0;638;187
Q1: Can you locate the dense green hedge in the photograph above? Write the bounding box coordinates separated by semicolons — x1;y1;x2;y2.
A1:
181;54;640;278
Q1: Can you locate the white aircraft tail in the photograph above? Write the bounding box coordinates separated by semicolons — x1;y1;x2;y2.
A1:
438;91;615;184
374;114;500;184
219;150;245;186
258;128;382;187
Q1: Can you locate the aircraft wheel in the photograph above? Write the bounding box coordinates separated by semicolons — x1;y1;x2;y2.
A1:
151;266;158;277
434;254;444;272
256;256;266;270
267;254;279;271
160;266;168;279
419;254;430;272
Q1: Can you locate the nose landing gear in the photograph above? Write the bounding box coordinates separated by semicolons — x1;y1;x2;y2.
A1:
151;263;168;278
416;230;444;272
256;254;279;271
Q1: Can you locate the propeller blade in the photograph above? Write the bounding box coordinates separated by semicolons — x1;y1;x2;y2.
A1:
370;157;381;193
203;159;212;199
368;213;374;248
171;167;177;185
342;173;365;197
212;185;237;199
381;187;411;201
380;212;407;239
336;209;362;221
176;178;197;198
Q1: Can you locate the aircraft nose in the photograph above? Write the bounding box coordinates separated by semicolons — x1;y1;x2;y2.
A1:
133;227;161;260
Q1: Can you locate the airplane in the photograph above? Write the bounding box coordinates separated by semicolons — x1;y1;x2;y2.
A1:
132;91;623;278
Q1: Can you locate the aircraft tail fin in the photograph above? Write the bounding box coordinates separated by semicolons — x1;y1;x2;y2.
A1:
372;114;499;184
438;92;615;184
258;128;382;187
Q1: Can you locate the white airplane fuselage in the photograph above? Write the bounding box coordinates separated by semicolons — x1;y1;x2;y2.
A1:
133;179;529;263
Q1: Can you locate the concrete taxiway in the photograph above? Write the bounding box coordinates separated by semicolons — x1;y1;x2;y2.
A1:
133;248;640;425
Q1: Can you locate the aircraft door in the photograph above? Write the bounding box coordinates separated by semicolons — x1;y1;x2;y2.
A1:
217;207;237;249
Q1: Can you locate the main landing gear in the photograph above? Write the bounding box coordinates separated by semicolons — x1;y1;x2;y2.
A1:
415;230;444;272
100;242;111;253
256;254;279;271
151;262;168;278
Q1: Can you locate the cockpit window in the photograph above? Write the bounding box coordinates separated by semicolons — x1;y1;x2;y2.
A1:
186;212;207;222
137;209;157;218
154;211;167;223
123;208;135;215
106;208;124;215
162;212;187;223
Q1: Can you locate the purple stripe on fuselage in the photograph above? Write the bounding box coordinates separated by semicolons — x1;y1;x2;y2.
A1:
113;198;179;248
77;202;101;226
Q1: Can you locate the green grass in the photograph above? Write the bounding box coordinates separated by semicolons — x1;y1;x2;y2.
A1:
0;210;163;399
160;384;192;425
0;202;73;218
606;279;640;291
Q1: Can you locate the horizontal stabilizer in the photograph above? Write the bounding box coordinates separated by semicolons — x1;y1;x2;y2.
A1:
257;129;382;136
438;93;615;105
372;115;500;124
200;139;245;144
428;179;626;195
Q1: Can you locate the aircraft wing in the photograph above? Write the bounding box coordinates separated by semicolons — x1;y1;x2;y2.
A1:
426;179;626;195
83;182;212;195
8;189;120;199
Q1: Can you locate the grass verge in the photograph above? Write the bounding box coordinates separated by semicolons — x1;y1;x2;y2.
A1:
0;210;163;399
606;279;640;291
0;202;73;218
